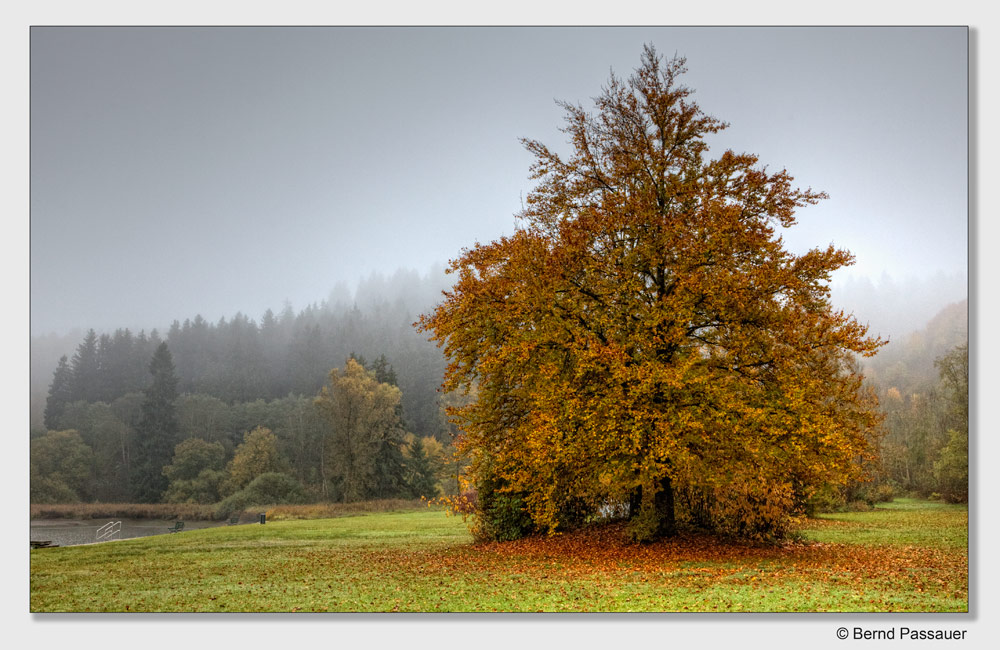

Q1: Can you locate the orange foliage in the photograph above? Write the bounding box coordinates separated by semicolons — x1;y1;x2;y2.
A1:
295;520;966;611
418;46;885;541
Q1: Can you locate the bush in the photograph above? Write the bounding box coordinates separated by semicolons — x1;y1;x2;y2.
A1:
162;469;226;504
30;476;80;504
869;483;896;505
704;482;798;543
803;481;894;514
464;472;535;542
625;499;662;543
474;491;535;542
30;430;93;502
214;492;254;519
214;472;306;518
243;472;308;504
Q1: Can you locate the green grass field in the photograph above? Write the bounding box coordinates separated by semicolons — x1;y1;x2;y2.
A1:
29;498;967;613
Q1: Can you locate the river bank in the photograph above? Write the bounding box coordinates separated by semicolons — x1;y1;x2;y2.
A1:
30;518;235;547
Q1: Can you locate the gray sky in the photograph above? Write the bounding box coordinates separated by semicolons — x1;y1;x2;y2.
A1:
30;26;968;336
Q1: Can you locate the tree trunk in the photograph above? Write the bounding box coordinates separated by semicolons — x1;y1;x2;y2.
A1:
653;475;677;538
628;485;643;519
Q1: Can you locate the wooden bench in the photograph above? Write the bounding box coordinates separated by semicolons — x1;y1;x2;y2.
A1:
167;522;185;533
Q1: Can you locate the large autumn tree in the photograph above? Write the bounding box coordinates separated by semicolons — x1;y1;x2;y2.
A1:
420;46;884;542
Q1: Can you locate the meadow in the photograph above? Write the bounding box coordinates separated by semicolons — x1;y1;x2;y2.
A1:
29;498;968;613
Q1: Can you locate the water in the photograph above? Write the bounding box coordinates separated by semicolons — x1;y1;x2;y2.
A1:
30;518;232;547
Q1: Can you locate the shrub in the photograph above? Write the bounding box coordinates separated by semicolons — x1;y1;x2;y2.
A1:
162;469;226;504
702;482;799;543
220;428;288;497
30;430;93;502
870;483;896;504
804;484;847;516
474;491;535;542
625;499;662;544
214;472;306;518
243;472;308;504
214;492;253;519
30;476;79;504
455;472;535;542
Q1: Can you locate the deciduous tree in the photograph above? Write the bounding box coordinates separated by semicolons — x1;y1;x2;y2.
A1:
933;343;968;503
314;359;406;502
221;426;288;496
420;46;884;541
162;438;227;504
30;430;93;503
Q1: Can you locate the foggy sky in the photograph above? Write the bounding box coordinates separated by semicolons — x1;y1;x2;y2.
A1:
30;27;968;337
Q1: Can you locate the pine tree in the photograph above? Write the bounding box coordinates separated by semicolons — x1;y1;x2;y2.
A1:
44;355;74;430
70;329;100;403
370;354;398;387
130;342;180;502
404;436;439;499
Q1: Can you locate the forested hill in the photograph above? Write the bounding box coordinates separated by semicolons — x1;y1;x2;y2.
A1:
31;268;452;439
862;298;968;394
830;271;967;345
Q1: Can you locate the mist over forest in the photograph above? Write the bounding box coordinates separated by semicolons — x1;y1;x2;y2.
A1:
30;267;452;433
30;265;967;430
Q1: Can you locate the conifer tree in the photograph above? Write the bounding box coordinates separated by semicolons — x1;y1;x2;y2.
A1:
404;436;439;499
44;355;74;430
131;342;180;502
70;329;100;403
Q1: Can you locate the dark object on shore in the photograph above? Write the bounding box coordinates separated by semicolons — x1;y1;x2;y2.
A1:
228;516;240;525
167;521;185;533
31;540;59;549
259;512;265;525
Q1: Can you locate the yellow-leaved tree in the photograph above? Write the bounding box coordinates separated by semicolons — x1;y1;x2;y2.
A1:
419;46;885;542
314;358;406;502
220;427;287;497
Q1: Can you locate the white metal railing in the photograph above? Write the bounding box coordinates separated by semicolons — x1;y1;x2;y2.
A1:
96;520;122;542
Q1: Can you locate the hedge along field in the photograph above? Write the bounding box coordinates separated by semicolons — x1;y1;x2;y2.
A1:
29;499;967;613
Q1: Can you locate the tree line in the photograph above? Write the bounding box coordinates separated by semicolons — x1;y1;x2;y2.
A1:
33;269;468;508
38;269;451;442
34;341;459;507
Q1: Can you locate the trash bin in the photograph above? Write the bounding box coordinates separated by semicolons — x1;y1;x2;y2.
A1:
259;512;266;525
